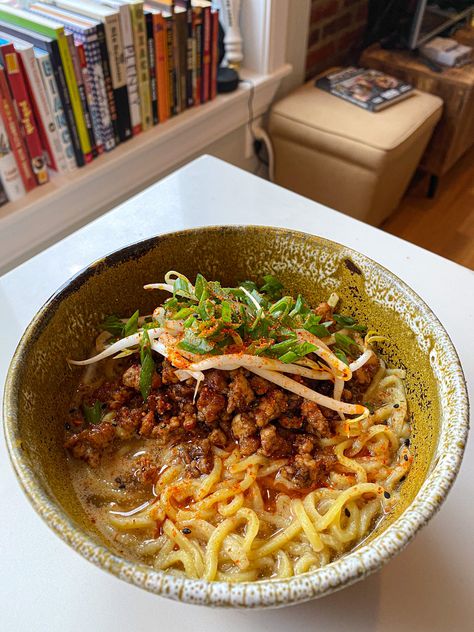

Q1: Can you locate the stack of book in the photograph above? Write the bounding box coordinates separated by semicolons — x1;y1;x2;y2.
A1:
0;1;220;205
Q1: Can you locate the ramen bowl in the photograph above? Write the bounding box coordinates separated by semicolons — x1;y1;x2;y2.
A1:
3;226;469;608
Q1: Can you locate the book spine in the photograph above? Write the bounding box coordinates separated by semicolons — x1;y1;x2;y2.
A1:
36;50;77;171
176;11;187;113
145;12;158;126
17;46;68;173
183;2;194;108
193;8;202;106
77;41;104;155
18;44;68;174
201;6;211;103
66;33;96;159
0;113;26;201
96;22;119;146
56;30;93;161
130;2;152;131
103;14;132;142
83;29;115;152
154;12;169;123
0;65;36;190
48;39;84;166
118;5;140;136
0;43;49;184
210;8;218;100
164;15;175;117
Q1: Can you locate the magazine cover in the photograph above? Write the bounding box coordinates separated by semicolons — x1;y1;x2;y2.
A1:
316;67;414;112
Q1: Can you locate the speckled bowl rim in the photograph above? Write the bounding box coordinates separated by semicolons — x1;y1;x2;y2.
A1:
3;225;469;608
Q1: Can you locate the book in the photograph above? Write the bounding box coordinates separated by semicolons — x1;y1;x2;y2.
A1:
0;5;92;164
0;112;26;201
47;0;133;142
76;41;104;154
209;7;218;100
0;32;69;174
29;1;109;153
0;41;49;184
145;11;158;125
153;10;170;122
66;32;97;156
98;1;142;136
192;3;203;106
0;177;8;206
315;67;414;112
0;64;36;191
128;1;152;131
35;47;77;171
0;17;84;167
200;0;210;103
176;0;194;108
151;1;186;114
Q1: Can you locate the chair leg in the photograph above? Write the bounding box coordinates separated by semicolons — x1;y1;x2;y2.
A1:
427;174;439;198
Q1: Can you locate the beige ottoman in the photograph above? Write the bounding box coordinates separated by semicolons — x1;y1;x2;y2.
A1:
268;79;443;225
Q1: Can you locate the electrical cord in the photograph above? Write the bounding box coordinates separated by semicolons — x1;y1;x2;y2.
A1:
239;78;275;181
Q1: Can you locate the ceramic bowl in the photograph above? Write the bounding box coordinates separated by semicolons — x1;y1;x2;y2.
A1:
3;226;469;608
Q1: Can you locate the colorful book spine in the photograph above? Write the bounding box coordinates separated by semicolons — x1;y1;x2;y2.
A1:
193;6;202;106
7;37;68;174
77;42;104;154
0;5;91;165
0;65;36;191
0;114;26;201
0;42;49;184
0;17;83;167
164;13;175;117
201;3;210;103
210;8;218;101
145;11;158;125
94;22;119;146
35;48;77;171
130;1;152;131
175;8;187;113
154;11;169;122
66;32;96;158
117;4;141;136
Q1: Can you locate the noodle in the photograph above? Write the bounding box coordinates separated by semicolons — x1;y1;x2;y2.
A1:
65;272;412;582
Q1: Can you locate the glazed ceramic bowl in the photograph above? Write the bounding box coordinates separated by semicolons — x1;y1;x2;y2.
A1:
3;226;469;608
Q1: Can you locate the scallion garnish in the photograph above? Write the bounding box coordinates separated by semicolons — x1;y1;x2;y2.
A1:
82;401;103;425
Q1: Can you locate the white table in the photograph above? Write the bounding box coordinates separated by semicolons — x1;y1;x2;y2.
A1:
1;156;472;631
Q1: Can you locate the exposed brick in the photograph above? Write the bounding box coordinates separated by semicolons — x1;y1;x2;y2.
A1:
308;27;321;48
306;41;336;70
322;11;353;37
338;24;366;53
311;0;339;24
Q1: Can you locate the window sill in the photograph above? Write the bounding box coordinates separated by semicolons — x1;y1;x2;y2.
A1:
0;63;291;275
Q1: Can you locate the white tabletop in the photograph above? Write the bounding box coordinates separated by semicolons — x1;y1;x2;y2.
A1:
1;156;473;631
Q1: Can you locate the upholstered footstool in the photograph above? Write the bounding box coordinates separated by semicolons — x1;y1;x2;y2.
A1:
268;78;443;225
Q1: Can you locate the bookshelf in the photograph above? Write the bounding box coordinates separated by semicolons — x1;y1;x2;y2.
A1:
0;64;291;274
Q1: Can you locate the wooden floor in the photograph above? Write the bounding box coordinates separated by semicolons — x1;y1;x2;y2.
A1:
382;145;474;270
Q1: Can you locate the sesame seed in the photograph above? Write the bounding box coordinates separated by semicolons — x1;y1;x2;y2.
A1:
405;438;410;446
182;528;191;535
384;491;391;499
404;454;409;461
400;476;406;482
393;404;399;409
344;508;351;517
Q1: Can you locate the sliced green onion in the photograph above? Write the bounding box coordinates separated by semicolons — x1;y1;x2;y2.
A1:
194;273;208;300
221;300;232;323
279;351;299;364
269;296;293;319
172;307;195;320
260;274;283;299
333;313;367;332
178;331;214;355
304;313;330;338
334;332;358;355
100;315;124;336
82;401;103;425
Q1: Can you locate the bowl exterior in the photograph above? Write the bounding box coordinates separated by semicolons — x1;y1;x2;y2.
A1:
3;225;469;608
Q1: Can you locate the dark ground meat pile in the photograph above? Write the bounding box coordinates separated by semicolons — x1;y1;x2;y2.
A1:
65;347;379;489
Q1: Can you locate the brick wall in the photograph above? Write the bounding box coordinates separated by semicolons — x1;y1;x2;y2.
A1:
306;0;368;80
